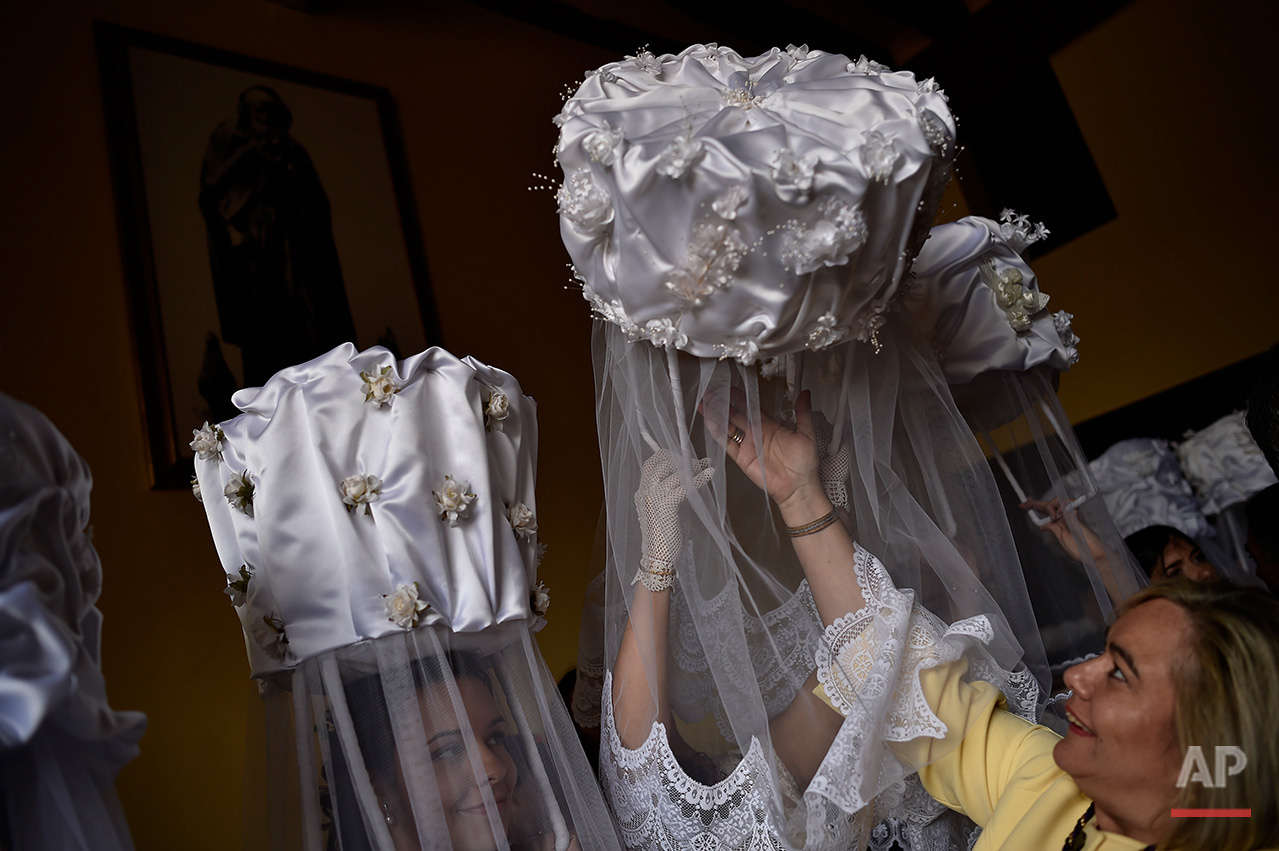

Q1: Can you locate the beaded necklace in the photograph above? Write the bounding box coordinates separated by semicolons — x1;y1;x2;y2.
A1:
1062;803;1156;851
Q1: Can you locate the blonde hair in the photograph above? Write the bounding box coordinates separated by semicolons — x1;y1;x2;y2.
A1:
1114;581;1279;851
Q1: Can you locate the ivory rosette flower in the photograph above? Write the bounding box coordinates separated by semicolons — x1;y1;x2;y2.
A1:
771;148;818;194
507;502;537;540
656;138;704;178
531;580;551;618
252;613;288;660
191;474;203;503
484;389;510;431
339;474;382;515
224;470;256;517
433;475;476;526
360;365;401;408
536;540;548;567
557;168;614;233
224;564;252;607
383;581;429;628
190;422;224;462
582;120;624;166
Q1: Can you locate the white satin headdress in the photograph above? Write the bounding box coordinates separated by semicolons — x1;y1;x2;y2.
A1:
555;43;955;363
1176;410;1278;515
195;343;544;677
194;345;619;851
1091;437;1213;540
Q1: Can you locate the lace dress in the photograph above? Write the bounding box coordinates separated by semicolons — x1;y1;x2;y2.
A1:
597;550;1039;851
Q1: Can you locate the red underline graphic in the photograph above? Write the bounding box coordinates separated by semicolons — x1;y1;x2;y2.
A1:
1171;808;1251;818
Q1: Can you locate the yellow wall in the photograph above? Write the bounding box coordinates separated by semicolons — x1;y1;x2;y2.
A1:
0;0;1274;847
1043;0;1279;421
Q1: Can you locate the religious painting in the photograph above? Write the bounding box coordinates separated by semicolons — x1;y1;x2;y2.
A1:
96;23;440;488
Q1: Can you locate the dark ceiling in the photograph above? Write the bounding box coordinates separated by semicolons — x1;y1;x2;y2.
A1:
272;0;1135;249
469;0;1134;251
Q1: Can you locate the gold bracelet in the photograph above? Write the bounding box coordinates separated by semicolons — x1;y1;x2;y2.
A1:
786;508;839;538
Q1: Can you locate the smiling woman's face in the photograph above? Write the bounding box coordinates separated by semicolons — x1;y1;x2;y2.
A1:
1054;598;1191;837
417;677;518;851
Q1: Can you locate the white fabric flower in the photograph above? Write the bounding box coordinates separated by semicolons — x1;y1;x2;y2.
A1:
224;564;252;607
433;475;476;526
224;470;255;517
360;365;401;408
656;138;704;178
716;338;760;365
980;260;1049;333
583;120;624;166
771;149;818;194
190;422;224;462
847;55;887;75
339;474;382;516
507;502;538;540
531;580;551;618
191;474;202;503
785;43;810;64
557;168;614;233
782;197;868;275
664;219;748;306
251;613;288;660
807;312;848;349
485;389;511;431
645;317;688;350
536;540;548;567
383;581;429;628
630;48;662;75
860;131;900;185
712;184;749;220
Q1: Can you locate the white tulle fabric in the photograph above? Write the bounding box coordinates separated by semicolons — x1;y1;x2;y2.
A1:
587;317;1048;850
556;44;954;363
905;215;1145;673
0;394;145;851
196;345;621;850
563;43;1064;851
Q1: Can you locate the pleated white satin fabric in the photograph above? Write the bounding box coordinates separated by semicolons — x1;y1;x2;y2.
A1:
555;44;954;363
197;344;542;677
195;345;621;850
0;393;145;851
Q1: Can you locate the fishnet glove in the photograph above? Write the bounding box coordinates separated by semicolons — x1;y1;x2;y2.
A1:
633;449;714;590
811;411;850;510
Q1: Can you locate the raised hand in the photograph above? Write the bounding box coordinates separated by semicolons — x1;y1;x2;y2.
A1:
1019;498;1107;563
634;449;714;582
700;388;824;521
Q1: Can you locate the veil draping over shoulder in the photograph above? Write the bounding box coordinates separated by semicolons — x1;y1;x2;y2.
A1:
553;44;1093;849
0;394;146;851
195;345;621;851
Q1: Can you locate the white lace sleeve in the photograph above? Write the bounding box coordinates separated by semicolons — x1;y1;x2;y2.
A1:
669;578;822;740
598;670;789;851
813;546;998;741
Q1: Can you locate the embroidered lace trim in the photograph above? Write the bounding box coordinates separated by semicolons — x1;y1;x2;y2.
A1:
600;670;788;850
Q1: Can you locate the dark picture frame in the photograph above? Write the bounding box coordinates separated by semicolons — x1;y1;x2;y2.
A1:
96;22;440;489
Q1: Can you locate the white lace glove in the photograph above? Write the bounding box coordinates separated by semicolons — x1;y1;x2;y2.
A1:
811;411;850;510
633;449;714;591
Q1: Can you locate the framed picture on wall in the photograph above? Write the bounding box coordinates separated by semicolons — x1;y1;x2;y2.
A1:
96;22;441;489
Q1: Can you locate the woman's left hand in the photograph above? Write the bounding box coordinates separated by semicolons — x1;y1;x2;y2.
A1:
701;388;826;521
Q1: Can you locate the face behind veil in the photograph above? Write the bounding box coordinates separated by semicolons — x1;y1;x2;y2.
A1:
588;318;1045;850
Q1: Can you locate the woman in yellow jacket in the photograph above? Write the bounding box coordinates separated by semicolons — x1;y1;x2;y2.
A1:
712;389;1279;851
